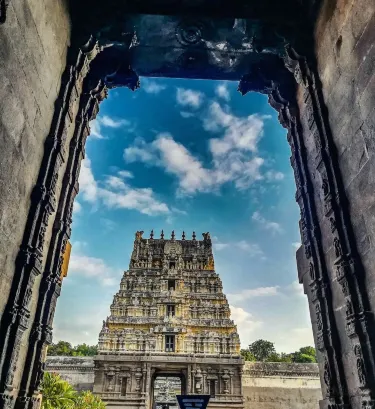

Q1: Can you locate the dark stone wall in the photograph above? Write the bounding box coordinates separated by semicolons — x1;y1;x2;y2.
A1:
296;0;375;404
0;0;71;396
0;0;71;318
315;0;375;307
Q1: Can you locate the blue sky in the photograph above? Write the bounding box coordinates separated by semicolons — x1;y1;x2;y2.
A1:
53;78;313;353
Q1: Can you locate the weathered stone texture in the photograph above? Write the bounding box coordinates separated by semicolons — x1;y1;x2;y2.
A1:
0;0;70;319
293;1;375;404
242;362;322;409
315;0;375;267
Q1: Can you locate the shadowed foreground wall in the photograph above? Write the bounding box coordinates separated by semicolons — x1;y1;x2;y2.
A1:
0;0;71;393
0;0;70;317
46;358;322;408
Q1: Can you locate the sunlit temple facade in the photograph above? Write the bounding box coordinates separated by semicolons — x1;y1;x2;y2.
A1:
93;231;244;409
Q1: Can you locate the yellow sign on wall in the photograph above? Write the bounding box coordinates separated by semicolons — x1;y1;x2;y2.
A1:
60;241;72;281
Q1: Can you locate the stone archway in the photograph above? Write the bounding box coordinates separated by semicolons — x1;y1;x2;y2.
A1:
0;2;374;409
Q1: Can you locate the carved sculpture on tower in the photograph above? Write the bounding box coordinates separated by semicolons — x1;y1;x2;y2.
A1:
93;231;244;409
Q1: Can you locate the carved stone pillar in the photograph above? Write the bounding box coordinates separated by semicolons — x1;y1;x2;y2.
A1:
135;367;143;392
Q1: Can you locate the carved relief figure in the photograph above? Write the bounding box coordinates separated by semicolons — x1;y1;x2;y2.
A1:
309;262;315;281
334;237;342;259
135;231;144;240
354;345;367;386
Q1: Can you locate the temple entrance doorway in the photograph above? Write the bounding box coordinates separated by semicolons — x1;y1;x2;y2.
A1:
152;374;184;409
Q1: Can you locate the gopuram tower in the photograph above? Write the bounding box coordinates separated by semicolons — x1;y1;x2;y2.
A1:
93;231;243;409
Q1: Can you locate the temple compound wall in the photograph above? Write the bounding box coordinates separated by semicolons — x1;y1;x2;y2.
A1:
45;356;95;392
45;357;322;409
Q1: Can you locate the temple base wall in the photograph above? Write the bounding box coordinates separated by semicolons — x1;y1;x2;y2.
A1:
93;354;243;409
46;358;322;409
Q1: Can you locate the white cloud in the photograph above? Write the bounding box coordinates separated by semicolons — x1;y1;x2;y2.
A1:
290;327;314;346
228;286;279;304
100;115;130;128
71;241;88;252
215;83;230;101
166;215;174;225
100;218;117;232
252;211;283;235
89;115;130;139
213;239;263;257
124;130;265;195
265;170;285;181
124;101;273;195
229;306;263;348
228;283;314;352
171;207;188;216
205;102;267;154
272;327;315;353
89;120;106;140
212;236;230;251
292;242;301;249
73;201;82;214
214;242;229;251
176;88;204;109
236;240;264;257
124;137;158;163
79;158;99;202
117;170;134;179
53;302;111;346
142;79;167;94
69;251;118;287
289;280;305;297
180;111;195;119
78;158;170;216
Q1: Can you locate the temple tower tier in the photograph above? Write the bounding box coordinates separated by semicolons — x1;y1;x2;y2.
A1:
93;231;244;409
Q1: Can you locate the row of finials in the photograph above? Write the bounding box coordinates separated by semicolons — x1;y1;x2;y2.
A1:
140;230;211;241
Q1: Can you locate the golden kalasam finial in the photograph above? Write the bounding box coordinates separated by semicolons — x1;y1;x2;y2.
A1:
135;231;144;240
204;256;215;270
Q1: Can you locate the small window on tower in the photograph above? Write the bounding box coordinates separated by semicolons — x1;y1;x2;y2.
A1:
121;378;127;396
165;335;175;352
168;279;176;290
210;380;216;398
169;261;176;269
166;304;175;316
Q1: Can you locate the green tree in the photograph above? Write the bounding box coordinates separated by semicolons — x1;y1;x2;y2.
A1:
240;349;256;361
249;340;276;361
266;352;292;362
47;341;98;357
48;341;74;356
75;391;106;409
73;344;98;357
291;346;317;363
41;372;77;409
299;346;316;358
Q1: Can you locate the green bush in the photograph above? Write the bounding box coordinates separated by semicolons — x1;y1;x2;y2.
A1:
41;373;105;409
